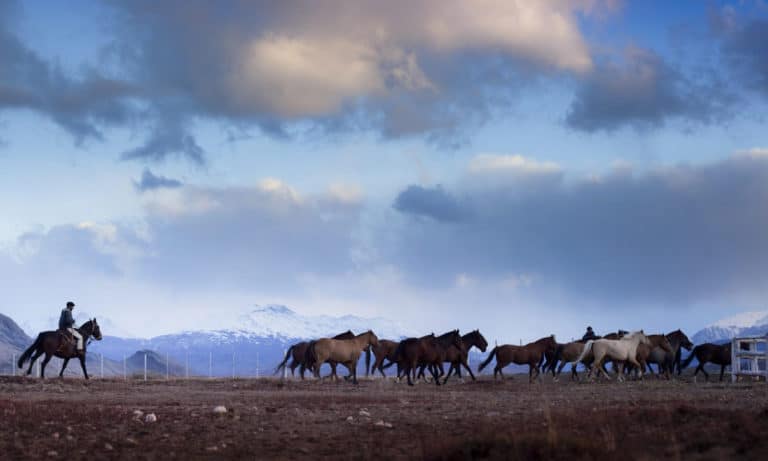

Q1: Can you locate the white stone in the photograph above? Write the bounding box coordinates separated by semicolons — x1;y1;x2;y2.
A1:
144;413;157;423
213;406;228;414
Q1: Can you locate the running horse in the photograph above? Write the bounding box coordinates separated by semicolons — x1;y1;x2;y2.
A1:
395;331;463;386
308;330;379;384
576;331;650;381
274;330;365;380
17;319;102;379
369;339;401;378
478;335;557;383
679;342;732;381
441;329;488;384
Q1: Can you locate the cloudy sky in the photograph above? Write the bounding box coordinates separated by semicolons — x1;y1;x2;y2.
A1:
2;0;767;341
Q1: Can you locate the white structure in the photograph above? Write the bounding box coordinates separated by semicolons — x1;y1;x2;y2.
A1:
731;336;768;382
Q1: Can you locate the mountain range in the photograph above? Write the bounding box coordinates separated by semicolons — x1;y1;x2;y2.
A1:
691;310;768;344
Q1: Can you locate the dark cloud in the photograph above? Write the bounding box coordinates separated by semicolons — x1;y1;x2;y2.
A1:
389;154;768;306
566;48;734;132
0;4;137;144
720;19;768;97
393;185;467;222
133;168;183;192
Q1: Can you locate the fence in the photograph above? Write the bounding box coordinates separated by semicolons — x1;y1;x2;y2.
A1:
731;336;768;382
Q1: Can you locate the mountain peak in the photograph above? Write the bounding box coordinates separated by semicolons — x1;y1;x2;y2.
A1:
692;309;768;344
249;304;295;315
710;310;768;329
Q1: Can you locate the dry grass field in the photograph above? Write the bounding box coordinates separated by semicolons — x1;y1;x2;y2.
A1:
2;374;767;460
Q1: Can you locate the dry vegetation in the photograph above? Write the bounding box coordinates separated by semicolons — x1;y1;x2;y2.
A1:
1;374;767;460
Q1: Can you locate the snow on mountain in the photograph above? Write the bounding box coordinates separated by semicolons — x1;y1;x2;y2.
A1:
229;304;415;340
692;310;768;344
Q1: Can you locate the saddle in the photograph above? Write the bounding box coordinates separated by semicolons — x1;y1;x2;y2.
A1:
55;330;77;355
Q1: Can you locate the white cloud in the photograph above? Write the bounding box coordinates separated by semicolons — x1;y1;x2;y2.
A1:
468;154;562;176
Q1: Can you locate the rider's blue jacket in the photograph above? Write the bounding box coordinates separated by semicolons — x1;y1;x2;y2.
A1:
59;309;74;330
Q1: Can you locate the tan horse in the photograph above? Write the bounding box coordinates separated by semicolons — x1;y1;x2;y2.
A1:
310;330;379;384
577;331;650;381
553;341;588;381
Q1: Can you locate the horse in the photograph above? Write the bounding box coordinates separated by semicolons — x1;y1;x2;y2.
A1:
680;342;731;381
628;334;673;378
369;339;401;378
644;330;693;377
274;330;361;380
576;331;650;382
414;330;467;384
391;334;434;383
551;341;588;381
395;331;463;386
17;319;102;379
441;330;488;384
308;331;379;384
478;335;557;383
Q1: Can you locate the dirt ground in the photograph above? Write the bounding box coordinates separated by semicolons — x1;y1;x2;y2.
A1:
1;373;767;460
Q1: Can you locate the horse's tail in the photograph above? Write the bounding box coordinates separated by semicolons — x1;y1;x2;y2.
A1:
305;341;318;371
478;346;498;372
365;345;371;376
679;346;699;370
18;333;43;369
574;340;594;364
274;345;294;375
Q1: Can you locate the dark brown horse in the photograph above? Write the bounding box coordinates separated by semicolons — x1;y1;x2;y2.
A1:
478;335;557;383
441;330;488;384
680;343;732;381
17;319;102;379
395;331;463;386
369;339;401;378
275;330;361;379
644;330;693;377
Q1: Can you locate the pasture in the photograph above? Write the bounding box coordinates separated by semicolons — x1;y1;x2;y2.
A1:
1;375;767;460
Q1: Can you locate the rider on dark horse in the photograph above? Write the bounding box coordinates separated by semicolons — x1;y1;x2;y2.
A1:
59;301;84;356
582;326;598;342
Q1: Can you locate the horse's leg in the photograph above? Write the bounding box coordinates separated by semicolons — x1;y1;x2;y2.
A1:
430;363;441;386
406;360;416;386
461;359;476;381
59;358;70;378
27;349;43;376
78;355;89;380
348;362;358;385
571;363;579;381
40;353;53;378
719;364;726;382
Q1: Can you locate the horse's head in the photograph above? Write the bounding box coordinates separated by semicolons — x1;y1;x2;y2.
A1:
658;335;673;353
450;329;463;349
636;330;650;345
468;329;488;353
81;318;102;340
674;330;693;350
366;330;379;348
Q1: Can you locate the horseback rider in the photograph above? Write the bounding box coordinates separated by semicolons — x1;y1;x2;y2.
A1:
582;326;597;341
59;301;84;355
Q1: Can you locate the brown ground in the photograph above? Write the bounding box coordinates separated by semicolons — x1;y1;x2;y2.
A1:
1;374;767;460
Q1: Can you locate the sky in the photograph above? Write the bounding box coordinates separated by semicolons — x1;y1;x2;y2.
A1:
1;0;767;341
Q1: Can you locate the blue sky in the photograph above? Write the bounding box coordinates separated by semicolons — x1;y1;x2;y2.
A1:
1;0;767;340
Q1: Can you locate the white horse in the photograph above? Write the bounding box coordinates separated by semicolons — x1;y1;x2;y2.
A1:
575;331;650;382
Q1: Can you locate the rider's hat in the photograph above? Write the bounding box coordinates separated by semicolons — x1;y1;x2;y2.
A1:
587;325;593;330
66;301;75;308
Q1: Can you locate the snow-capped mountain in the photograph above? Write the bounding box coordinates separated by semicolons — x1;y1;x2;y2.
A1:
692;310;768;344
232;304;414;340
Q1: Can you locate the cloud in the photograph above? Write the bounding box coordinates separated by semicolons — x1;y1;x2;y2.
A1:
393;185;466;222
719;18;768;97
103;0;599;160
388;153;768;306
0;2;137;144
566;47;734;132
133;168;183;192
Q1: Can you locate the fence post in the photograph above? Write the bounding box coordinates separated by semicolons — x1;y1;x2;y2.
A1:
123;354;126;381
185;351;189;379
100;353;104;379
256;352;260;379
232;351;235;380
731;338;737;383
12;354;15;377
36;360;40;378
144;353;147;382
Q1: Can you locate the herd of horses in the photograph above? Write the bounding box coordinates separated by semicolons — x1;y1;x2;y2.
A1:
14;319;736;383
275;327;738;385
